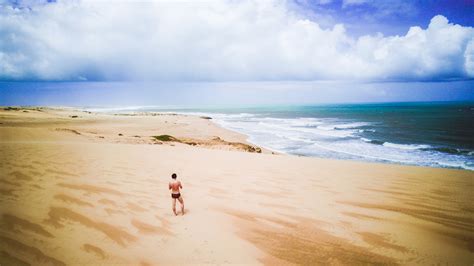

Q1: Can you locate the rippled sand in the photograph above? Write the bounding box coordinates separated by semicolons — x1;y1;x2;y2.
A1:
0;108;472;265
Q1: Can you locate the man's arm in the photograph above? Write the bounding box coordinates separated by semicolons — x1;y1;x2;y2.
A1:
179;181;182;189
168;182;171;190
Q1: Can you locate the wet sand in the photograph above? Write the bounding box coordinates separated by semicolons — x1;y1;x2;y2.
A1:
0;108;473;265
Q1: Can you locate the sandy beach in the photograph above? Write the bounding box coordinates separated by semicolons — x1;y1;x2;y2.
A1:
0;107;472;265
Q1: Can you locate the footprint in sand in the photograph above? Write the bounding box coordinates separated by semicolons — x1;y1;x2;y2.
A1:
57;182;124;196
131;219;173;235
82;243;107;259
10;171;33;181
98;198;117;206
127;202;148;213
54;194;94;207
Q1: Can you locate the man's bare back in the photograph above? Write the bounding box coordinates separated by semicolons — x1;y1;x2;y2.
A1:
169;180;182;194
169;173;184;216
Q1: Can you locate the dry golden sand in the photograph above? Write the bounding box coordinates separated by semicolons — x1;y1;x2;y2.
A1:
0;108;473;265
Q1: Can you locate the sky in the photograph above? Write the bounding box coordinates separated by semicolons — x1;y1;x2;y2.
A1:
293;0;474;37
1;80;473;106
0;0;473;105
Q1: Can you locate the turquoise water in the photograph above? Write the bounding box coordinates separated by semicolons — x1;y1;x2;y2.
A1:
121;102;473;170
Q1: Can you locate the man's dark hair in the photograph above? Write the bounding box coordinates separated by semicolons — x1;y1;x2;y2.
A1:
172;173;177;179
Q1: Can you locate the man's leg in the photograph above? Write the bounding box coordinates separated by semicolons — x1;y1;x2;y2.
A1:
172;198;177;216
178;197;184;215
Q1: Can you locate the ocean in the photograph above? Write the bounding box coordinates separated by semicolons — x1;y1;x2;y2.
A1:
89;102;474;171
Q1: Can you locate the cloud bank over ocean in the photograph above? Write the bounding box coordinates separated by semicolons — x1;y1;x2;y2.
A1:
1;0;473;82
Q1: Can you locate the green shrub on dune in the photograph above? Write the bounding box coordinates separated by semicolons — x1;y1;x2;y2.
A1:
152;135;180;142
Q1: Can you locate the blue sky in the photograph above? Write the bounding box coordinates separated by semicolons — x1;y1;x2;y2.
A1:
293;0;473;36
0;0;473;104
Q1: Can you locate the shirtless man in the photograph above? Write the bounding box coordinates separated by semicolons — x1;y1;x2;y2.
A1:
168;173;184;216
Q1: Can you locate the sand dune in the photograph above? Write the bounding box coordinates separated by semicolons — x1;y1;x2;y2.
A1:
0;108;473;265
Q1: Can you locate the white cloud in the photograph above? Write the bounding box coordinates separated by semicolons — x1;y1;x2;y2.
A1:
0;0;473;81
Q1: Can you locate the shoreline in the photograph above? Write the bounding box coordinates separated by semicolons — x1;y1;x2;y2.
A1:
1;105;473;172
93;107;474;172
1;106;473;265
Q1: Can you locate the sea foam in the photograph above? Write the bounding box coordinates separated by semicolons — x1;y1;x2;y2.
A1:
202;112;473;171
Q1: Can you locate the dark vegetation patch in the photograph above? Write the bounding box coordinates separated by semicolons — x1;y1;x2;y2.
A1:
151;135;262;153
152;135;180;142
3;107;19;111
